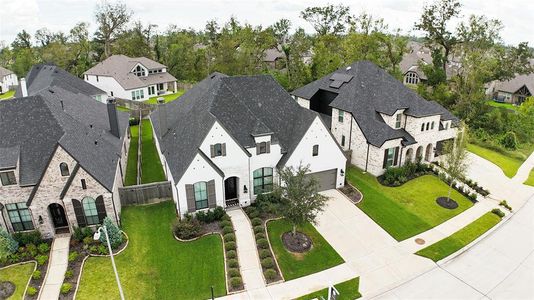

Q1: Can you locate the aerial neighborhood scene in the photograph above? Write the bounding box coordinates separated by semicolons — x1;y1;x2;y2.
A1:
0;0;533;299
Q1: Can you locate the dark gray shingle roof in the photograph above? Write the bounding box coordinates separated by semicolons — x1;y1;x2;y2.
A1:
292;61;458;147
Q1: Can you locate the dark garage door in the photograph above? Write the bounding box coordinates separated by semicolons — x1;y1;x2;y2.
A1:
305;169;337;191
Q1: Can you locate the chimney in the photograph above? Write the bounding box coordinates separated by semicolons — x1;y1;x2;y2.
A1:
157;97;167;137
20;78;28;97
106;97;120;138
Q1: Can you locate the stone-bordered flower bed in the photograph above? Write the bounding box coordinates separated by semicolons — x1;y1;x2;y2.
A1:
338;183;362;204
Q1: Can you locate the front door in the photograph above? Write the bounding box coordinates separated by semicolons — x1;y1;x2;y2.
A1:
225;177;238;200
49;203;68;228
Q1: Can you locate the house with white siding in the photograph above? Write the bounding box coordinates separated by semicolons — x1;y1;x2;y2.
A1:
151;73;346;215
0;66;18;94
292;61;458;176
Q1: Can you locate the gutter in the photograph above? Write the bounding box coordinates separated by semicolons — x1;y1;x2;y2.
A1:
364;143;370;172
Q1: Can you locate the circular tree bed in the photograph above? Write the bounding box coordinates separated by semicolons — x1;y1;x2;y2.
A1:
436;197;458;209
0;281;15;298
282;231;312;253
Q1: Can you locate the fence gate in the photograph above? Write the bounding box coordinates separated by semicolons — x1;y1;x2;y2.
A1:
119;181;173;206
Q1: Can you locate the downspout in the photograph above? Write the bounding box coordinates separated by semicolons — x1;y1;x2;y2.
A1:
364;143;370;172
348;113;353;150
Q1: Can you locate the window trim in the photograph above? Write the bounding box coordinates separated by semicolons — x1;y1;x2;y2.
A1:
60;162;70;177
258;142;267;154
395;113;402;129
82;197;99;225
193;182;208;210
6;203;34;232
0;171;17;186
253;167;273;195
214;143;223;157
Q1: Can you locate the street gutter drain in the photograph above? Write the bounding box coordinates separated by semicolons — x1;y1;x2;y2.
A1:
415;238;425;245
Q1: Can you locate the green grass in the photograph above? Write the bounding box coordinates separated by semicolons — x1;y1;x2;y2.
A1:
523;169;534;186
267;219;344;281
116;106;131;112
144;91;185;105
140;119;166;183
416;212;501;262
295;277;361;300
77;201;226;299
347;167;473;241
0;262;34;299
0;90;15;100
467;143;524;178
487;100;519;111
124;125;139;186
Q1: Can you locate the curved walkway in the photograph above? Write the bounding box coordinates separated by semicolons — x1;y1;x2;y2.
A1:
38;234;70;300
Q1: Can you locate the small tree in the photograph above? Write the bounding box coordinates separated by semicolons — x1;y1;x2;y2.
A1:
275;164;328;236
0;228;18;261
100;217;123;249
443;123;469;203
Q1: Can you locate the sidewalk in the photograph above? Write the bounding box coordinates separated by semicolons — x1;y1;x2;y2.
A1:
511;151;534;184
38;234;70;300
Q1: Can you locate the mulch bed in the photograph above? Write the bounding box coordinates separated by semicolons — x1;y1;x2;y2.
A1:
0;281;15;298
282;231;312;253
436;197;459;209
338;184;362;203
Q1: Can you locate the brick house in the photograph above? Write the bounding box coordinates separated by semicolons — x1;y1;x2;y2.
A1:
0;64;129;239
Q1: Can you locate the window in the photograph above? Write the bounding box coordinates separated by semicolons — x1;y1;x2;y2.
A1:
258;142;267;154
214;143;223;157
253;167;273;195
431;121;435;130
148;86;155;95
421;123;425;131
96;75;99;82
395;114;402;129
60;163;70;176
193;182;208;210
404;72;419;85
341;135;346;147
6;203;34;231
131;90;145;100
312;145;319;156
82;197;99;225
444;122;449;130
338;110;344;123
383;147;398;168
81;179;87;190
133;65;146;77
426;123;430;130
0;171;16;186
158;83;164;90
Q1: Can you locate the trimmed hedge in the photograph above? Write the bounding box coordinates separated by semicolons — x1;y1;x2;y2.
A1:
228;268;240;278
227;259;238;268
253;226;264;234
259;249;271;259
230;277;242;288
223;233;235;242
257;238;269;249
264;269;277;280
225;241;236;251
226;250;237;259
261;257;274;268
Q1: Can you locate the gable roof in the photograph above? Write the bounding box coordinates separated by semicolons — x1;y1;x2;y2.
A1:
0;65;129;193
493;72;534;95
292;61;458;147
0;66;14;78
83;55;176;90
152;73;318;182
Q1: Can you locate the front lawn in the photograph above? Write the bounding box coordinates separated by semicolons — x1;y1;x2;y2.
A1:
124;124;139;186
76;201;226;299
524;169;534;186
416;212;501;262
144;90;185;105
347;167;473;241
487;100;519;112
140;119;166;183
295;277;361;300
467;143;524;178
0;262;35;299
0;90;15;100
267;219;344;281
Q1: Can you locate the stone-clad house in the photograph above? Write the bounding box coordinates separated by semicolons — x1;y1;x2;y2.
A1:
292;61;458;176
0;64;129;239
151;73;346;215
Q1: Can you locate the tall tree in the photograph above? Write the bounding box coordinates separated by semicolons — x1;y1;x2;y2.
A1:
94;1;132;58
443;124;468;204
301;4;353;36
11;30;32;50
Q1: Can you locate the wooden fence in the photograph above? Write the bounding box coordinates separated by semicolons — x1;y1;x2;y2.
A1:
119;181;173;206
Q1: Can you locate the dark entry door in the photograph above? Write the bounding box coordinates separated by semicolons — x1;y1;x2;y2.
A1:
49;203;68;228
225;177;238;200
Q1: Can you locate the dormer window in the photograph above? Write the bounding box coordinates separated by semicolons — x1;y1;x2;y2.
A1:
211;143;226;157
338;110;344;123
395;113;402;129
312;145;319;156
60;162;70;176
421;124;425;132
0;171;16;186
431;121;435;130
133;65;146;77
257;142;270;155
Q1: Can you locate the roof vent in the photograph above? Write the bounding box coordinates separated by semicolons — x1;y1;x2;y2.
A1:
94;141;98;145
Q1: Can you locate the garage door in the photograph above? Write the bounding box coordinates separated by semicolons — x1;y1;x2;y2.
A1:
305;169;337;191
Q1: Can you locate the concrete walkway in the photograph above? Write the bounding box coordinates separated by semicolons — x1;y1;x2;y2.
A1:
226;209;265;292
38;234;70;300
512;150;534;184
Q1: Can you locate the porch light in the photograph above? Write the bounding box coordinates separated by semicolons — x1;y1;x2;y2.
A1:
38;216;43;224
243;185;248;194
340;169;345;176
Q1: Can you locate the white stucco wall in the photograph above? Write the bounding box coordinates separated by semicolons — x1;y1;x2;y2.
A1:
85;75;149;101
1;73;18;93
295;96;310;109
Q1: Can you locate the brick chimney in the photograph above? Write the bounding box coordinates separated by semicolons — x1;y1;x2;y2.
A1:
106;97;120;138
157;97;167;137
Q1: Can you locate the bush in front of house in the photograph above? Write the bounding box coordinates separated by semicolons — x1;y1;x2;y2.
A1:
226;250;237;259
26;243;38;258
220;220;232;228
73;226;94;242
38;242;50;254
60;283;72;295
227;259;238;268
36;254;48;266
253;225;264;234
225;241;236;251
0;228;19;260
230;277;242;289
68;251;79;262
98;244;108;255
27;287;38;297
256;238;269;249
255;232;265;240
259;249;271;259
64;268;73;279
196;206;226;223
32;270;41;280
254;192;283;216
12;230;41;247
100;217;123;249
173;217;202;240
492;208;505;218
228;268;240;278
261;257;274;269
251;218;262;226
222;226;234;235
381;161;431;186
223;233;235;242
264;269;277;280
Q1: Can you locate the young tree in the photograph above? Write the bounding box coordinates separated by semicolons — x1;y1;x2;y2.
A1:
443;124;468;204
275;164;328;236
301;4;353;36
100;217;123;249
94;1;132;58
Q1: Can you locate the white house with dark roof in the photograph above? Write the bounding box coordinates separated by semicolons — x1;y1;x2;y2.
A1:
292;61;458;176
0;64;130;238
84;55;177;101
0;66;18;94
151;73;346;215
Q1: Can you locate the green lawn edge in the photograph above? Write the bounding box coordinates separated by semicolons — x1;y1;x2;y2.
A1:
0;90;15;100
144;91;185;104
267;219;344;281
124;124;139;186
0;262;35;299
416;212;501;262
467;143;523;178
294;277;361;300
140;119;166;183
523;169;534;186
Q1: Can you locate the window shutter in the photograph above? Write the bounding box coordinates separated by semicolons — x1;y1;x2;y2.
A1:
95;196;107;223
210;145;215;158
266;142;270;153
256;144;260;155
72;199;86;227
383;149;389;169
207;180;216;208
393;147;399;166
222;143;226;156
186;184;196;212
7;172;16;184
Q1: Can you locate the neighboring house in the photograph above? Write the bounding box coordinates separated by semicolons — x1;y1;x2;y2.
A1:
84;55;178;101
264;47;285;69
14;64;107;102
0;64;130;239
151;73;346;215
486;72;534;105
0;66;18;94
292;61;458;176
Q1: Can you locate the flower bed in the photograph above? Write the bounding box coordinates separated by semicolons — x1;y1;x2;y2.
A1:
338;183;362;204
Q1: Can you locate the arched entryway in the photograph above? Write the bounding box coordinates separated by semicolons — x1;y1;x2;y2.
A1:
405;148;414;164
425;144;433;161
224;177;239;207
48;203;69;234
415;146;423;161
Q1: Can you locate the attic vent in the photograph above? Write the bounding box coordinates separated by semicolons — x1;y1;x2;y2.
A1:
329;73;353;89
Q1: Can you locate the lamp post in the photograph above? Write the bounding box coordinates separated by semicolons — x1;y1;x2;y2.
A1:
94;226;125;300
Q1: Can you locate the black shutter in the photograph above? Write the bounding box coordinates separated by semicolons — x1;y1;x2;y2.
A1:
222;143;227;156
72;199;86;227
393;147;399;166
256;144;260;155
7;172;16;184
266;141;271;153
207;180;216;208
383;149;389;169
210;145;215;158
186;184;196;212
95;196;107;223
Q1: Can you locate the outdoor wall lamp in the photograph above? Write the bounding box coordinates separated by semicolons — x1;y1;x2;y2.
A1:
38;216;44;225
340;169;345;176
243;185;248;194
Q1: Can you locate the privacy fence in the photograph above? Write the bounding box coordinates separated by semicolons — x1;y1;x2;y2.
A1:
119;181;173;206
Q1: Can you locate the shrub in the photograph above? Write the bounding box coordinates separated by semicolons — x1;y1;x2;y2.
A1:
27;287;37;297
500;131;517;150
499;200;512;211
83;236;93;245
73;226;85;242
226;250;237;259
222;226;234;235
223;233;235;242
32;270;41;280
256;238;269;249
468;193;477;202
228;268;240;278
89;245;98;254
253;225;264;234
259;249;271;259
492;208;505;218
68;251;79;262
220;220;232;228
98;244;108;255
261;257;274;268
0;228;19;260
195;211;207;223
251;218;262;226
173;218;202;240
254;193;283;216
38;243;50;254
213;206;225;221
36;254;48;266
100;217;123;249
221;214;231;222
264;269;277;280
227;259;238;268
247;210;260;219
64;268;74;279
60;283;72;295
26;243;37;258
230;277;242;289
225;241;236;251
12;230;41;246
255;233;265;240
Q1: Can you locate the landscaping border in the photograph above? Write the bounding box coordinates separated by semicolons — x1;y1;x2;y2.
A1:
0;260;37;299
34;239;56;300
263;217;286;285
338;182;363;204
